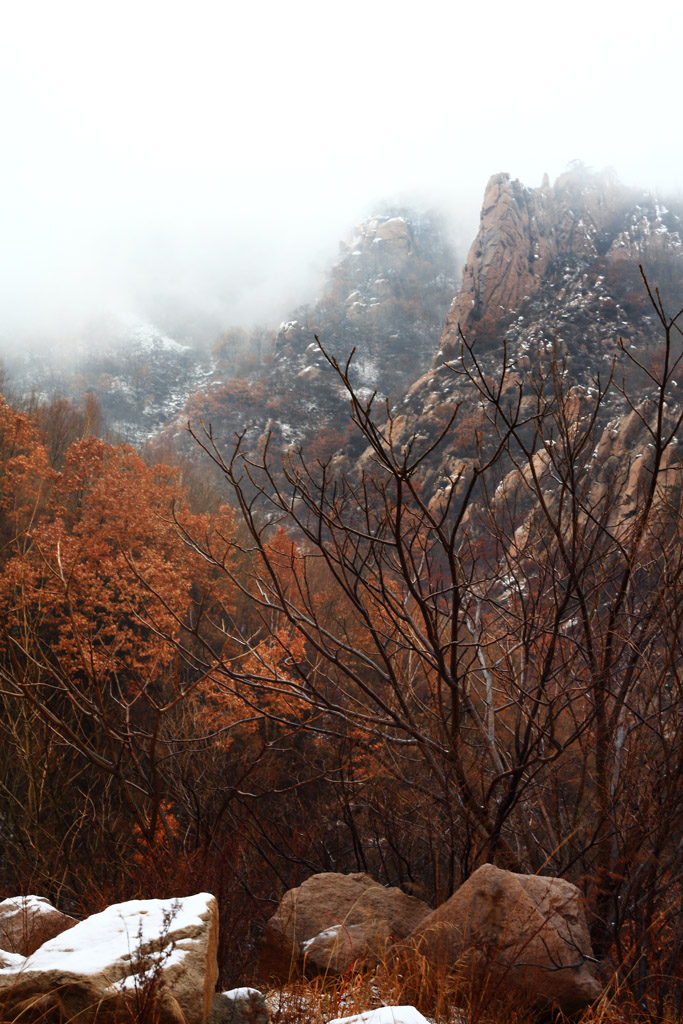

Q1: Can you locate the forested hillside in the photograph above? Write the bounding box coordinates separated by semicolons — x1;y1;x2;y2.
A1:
158;207;457;467
3;319;214;445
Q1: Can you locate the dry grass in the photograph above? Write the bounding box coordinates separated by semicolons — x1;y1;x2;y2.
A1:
266;952;539;1024
0;964;679;1024
264;949;683;1024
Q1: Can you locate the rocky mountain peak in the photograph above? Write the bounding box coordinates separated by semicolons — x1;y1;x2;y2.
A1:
437;166;679;361
367;169;683;511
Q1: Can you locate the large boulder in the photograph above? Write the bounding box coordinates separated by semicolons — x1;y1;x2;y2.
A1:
0;892;218;1024
406;864;602;1015
259;872;431;982
0;895;78;955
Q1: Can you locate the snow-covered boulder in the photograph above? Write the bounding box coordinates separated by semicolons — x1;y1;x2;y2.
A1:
0;893;218;1024
0;895;77;955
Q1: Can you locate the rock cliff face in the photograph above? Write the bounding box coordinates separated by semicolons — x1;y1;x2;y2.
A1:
439;169;626;357
376;167;683;507
438;167;680;360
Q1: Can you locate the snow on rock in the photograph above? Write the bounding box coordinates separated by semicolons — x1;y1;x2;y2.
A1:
0;895;77;956
301;925;342;952
328;1007;432;1024
17;894;212;976
0;893;218;1024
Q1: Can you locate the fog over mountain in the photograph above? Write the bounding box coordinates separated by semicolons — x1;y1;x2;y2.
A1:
1;0;680;351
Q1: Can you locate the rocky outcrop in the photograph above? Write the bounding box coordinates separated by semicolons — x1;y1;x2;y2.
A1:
0;895;77;956
438;167;645;359
351;168;683;510
407;864;601;1015
294;210;457;399
0;893;218;1024
259;872;432;982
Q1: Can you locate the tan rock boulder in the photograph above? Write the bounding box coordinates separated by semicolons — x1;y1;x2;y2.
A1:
407;864;601;1015
0;892;218;1024
259;872;431;982
0;895;78;955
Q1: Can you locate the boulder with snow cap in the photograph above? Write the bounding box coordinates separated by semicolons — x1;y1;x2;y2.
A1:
259;872;431;982
0;895;78;955
0;892;218;1024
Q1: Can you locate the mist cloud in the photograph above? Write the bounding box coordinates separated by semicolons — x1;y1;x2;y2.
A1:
1;0;680;350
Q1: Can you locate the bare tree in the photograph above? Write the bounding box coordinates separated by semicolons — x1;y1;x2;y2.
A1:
171;273;683;1000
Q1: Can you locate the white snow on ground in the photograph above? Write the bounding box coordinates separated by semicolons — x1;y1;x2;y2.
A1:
266;991;446;1024
224;988;263;999
328;1007;431;1024
0;893;213;978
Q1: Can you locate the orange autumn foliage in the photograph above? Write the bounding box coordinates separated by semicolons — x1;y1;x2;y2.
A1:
0;396;54;550
0;436;207;687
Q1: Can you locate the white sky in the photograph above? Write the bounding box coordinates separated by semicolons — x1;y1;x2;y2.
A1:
1;0;681;347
